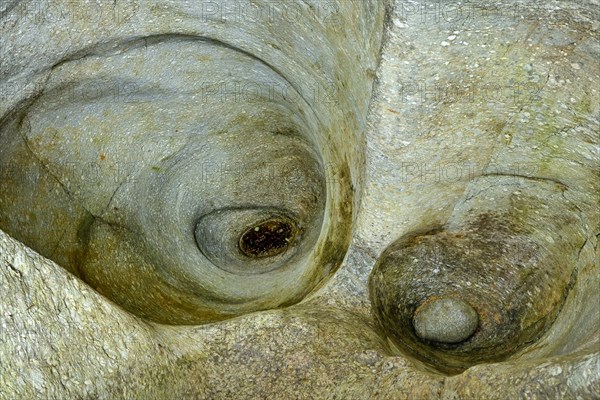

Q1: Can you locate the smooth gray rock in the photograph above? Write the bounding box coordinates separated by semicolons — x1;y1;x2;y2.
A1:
413;298;479;344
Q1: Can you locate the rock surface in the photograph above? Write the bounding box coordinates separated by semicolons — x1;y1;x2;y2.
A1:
1;0;599;399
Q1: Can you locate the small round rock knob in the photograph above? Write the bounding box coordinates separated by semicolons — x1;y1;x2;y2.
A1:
413;298;479;344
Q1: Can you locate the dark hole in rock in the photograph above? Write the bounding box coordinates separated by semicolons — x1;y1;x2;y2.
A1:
239;219;296;258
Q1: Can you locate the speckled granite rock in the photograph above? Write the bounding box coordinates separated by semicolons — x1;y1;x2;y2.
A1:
1;0;598;399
